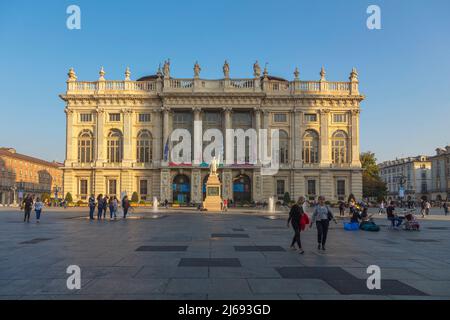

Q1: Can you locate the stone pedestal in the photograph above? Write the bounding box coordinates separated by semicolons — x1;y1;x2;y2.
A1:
203;173;222;211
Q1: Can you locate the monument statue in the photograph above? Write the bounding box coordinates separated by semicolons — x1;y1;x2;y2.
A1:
253;60;261;78
163;59;170;78
203;155;222;211
210;156;218;175
223;60;230;78
193;61;201;78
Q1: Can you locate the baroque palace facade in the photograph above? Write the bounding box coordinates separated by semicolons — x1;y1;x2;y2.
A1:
60;61;364;204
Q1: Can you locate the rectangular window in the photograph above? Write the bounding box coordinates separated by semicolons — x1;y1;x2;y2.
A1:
109;113;121;122
79;179;88;200
80;113;92;122
138;113;151;122
304;114;317;122
139;180;148;200
333;113;347;123
276;180;285;200
273;113;287;123
337;180;345;200
307;179;316;197
108;179;117;196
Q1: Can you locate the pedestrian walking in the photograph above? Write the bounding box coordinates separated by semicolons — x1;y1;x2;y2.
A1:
425;200;431;216
378;200;385;215
97;194;104;220
310;196;336;251
34;197;44;223
112;196;118;219
103;195;109;219
287;196;306;254
443;201;449;216
339;201;345;216
88;194;96;220
223;199;228;212
23;195;33;223
122;196;130;218
420;200;426;218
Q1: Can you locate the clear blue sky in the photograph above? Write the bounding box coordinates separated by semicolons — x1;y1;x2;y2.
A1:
1;0;449;163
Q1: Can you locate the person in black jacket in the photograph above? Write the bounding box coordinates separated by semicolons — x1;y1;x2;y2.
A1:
287;196;305;254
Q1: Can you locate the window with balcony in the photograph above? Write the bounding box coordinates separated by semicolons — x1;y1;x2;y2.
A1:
139;179;148;200
107;129;123;163
276;180;285;200
273;113;287;123
337;180;346;201
79;179;88;200
78;130;94;163
307;179;316;199
136;130;152;163
333;113;347;123
109;113;121;122
304;114;317;122
302;130;319;164
80;113;92;122
331;130;349;164
138;113;151;122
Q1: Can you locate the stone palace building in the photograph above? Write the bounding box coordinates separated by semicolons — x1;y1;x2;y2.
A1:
60;61;364;205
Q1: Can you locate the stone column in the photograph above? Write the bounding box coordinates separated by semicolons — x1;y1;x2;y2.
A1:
160;169;171;202
252;170;262;202
122;108;133;165
254;108;261;165
223;107;232;163
350;109;361;167
64;108;76;165
153;110;162;165
319;109;331;166
222;169;233;201
95;108;106;165
193;107;202;165
162;106;170;163
191;169;202;203
293;110;303;168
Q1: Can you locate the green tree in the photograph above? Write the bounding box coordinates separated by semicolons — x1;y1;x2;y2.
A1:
360;151;387;200
65;192;73;203
131;192;139;203
41;193;51;203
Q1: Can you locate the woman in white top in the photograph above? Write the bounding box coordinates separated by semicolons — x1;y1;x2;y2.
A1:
34;197;44;223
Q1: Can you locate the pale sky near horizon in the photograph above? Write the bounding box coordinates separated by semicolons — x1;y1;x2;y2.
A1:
1;0;449;164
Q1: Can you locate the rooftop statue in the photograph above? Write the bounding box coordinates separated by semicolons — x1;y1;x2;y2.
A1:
253;60;261;78
223;60;230;78
194;61;201;78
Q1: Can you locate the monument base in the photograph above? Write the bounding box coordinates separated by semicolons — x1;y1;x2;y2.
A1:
203;173;222;212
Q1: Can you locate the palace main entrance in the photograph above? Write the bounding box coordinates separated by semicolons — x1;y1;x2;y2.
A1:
173;174;190;204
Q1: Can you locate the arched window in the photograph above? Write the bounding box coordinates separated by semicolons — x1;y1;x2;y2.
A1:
107;129;123;163
331;130;348;164
302;130;319;164
136;130;152;163
78;130;94;163
279;130;289;164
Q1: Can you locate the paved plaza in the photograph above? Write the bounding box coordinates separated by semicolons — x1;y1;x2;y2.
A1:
0;207;449;300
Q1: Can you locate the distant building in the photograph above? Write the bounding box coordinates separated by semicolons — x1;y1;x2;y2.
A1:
430;146;450;202
378;155;431;201
0;148;63;206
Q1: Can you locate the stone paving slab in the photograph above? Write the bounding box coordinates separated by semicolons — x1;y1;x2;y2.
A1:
178;258;241;267
1;209;450;299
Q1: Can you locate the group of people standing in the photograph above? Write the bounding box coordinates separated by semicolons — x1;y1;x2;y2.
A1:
22;195;44;223
287;195;337;254
88;194;131;220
